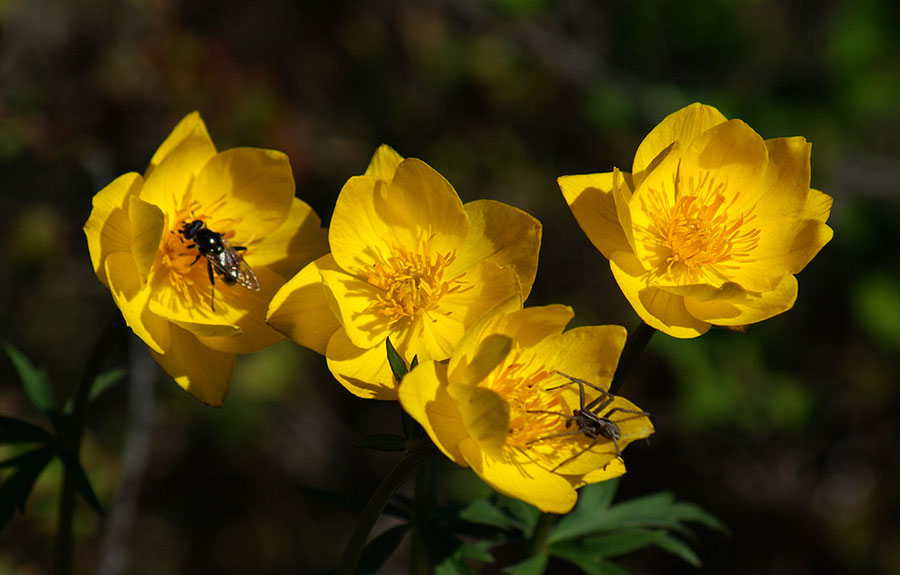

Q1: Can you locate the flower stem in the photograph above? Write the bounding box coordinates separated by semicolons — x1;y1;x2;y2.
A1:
409;457;434;575
54;314;123;575
609;321;656;396
526;511;557;556
336;442;440;575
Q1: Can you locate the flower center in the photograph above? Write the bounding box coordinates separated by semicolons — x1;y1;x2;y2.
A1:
365;233;467;326
158;203;240;308
481;352;566;448
640;171;760;283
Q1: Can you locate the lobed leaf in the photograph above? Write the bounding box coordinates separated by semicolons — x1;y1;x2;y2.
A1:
4;343;56;413
386;338;408;382
0;447;54;532
0;416;54;445
504;553;549;575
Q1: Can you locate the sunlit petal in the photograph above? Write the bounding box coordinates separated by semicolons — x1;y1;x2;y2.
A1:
267;254;343;355
84;172;143;286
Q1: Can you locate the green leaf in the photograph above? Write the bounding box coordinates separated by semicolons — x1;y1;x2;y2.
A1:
547;481;618;543
353;433;408;452
0;447;54;532
60;453;104;516
573;528;666;558
651;532;702;567
386;338;408;382
549;541;631;575
669;501;729;533
0;416;54;445
580;479;619;510
435;553;477;575
89;368;126;402
455;539;493;562
459;499;521;530
504;553;548;575
503;498;542;534
4;343;55;413
358;523;409;575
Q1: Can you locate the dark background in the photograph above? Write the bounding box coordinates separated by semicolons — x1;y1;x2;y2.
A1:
1;1;899;573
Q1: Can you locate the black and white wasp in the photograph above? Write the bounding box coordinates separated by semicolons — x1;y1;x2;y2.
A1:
527;371;649;472
179;219;259;310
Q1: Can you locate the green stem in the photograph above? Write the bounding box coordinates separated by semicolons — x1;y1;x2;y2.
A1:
609;321;656;396
337;443;440;575
409;458;434;575
54;314;123;575
526;512;557;556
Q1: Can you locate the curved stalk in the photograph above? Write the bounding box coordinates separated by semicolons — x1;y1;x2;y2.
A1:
336;443;440;575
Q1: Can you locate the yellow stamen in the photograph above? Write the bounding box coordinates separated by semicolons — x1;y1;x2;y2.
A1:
365;231;469;326
639;171;760;283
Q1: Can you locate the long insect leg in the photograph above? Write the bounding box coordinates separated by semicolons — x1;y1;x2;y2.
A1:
206;260;217;312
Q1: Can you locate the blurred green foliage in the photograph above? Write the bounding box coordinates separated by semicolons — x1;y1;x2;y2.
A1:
1;0;898;573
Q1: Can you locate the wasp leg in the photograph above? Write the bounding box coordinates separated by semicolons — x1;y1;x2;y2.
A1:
206;260;217;312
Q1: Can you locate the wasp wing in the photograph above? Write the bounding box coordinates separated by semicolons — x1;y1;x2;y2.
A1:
208;239;260;291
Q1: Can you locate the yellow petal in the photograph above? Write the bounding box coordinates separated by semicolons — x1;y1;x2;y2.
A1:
685;273;798;326
151;325;236;407
417;260;522;361
140;123;217;216
197;266;288;354
628;145;682;266
445;296;523;386
448;303;571;386
364;144;405;180
579;458;626;486
454;200;541;300
398;360;468;464
459;439;577;514
550;325;627;386
128;196;165;281
613;168;637;251
558;173;631;260
330;159;469;273
146;112;216;177
327;176;392;272
84;172;143;286
610;252;710;338
459;334;513;387
740;222;833;289
449;383;509;454
147;269;247;332
525;378;652;477
105;252;170;354
803;189;833;223
247;197;328;279
320;268;392;350
754;137;811;222
678;119;769;214
191;148;295;241
632;102;728;188
325;329;397;399
267;254;343;355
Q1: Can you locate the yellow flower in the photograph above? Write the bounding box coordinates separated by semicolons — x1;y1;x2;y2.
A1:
84;112;328;405
267;146;541;399
398;301;653;513
559;103;834;338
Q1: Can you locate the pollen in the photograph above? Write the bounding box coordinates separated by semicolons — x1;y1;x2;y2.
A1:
365;232;468;326
158;204;216;308
481;353;566;448
639;171;760;283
